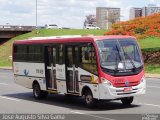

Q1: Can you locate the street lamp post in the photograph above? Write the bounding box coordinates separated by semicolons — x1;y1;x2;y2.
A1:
36;0;37;29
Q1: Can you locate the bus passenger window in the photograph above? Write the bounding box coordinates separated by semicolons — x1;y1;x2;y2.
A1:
80;43;98;75
57;44;64;65
14;45;27;61
28;45;44;62
67;47;73;67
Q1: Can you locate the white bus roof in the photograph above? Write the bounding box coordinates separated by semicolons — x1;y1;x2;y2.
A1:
29;35;82;40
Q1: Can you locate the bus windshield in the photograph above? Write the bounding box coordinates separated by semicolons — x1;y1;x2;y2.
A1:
96;38;143;76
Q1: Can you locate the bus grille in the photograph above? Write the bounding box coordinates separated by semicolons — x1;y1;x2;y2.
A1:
114;81;140;87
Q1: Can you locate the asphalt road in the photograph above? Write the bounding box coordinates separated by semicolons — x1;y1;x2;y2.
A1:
0;69;160;120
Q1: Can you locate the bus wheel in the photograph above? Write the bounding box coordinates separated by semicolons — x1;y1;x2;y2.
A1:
33;83;48;99
121;97;134;105
84;90;97;108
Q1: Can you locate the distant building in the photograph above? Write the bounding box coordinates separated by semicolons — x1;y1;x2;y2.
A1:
130;5;160;20
142;6;160;16
130;8;142;19
96;7;120;29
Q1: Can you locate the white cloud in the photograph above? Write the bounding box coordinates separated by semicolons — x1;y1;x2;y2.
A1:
0;0;121;28
148;0;155;3
0;0;159;28
36;0;121;28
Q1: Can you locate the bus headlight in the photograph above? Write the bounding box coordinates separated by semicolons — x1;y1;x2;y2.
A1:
141;76;146;83
101;77;112;86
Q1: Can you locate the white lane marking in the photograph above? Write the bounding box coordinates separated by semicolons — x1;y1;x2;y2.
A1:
0;73;12;75
0;96;21;102
146;78;160;80
70;111;85;115
144;103;160;107
70;111;116;120
0;75;13;78
147;85;160;89
137;102;160;108
0;83;9;86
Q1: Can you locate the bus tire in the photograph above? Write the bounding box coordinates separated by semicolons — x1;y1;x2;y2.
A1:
121;97;134;105
84;90;97;108
65;94;73;98
33;83;48;99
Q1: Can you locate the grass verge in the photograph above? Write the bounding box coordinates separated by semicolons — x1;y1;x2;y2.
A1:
0;60;11;67
145;64;160;74
138;36;160;49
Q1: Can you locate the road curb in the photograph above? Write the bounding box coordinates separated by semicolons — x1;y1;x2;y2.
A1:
0;67;12;70
145;73;160;79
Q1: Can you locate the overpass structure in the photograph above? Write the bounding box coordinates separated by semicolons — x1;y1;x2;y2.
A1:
0;25;35;44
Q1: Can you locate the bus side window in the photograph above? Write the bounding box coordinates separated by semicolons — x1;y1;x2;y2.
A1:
57;44;64;65
28;45;44;62
14;45;27;61
80;43;98;75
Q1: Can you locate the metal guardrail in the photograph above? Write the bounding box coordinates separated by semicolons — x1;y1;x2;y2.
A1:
0;25;35;31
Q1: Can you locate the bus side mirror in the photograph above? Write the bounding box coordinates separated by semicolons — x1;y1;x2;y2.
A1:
85;51;89;60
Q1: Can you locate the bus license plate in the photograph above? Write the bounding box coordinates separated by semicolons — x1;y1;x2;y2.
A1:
124;87;132;92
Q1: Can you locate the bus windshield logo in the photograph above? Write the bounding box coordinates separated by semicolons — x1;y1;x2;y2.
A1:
24;69;29;77
125;81;129;87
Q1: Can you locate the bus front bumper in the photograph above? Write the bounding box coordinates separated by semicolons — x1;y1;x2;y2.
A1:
98;78;146;100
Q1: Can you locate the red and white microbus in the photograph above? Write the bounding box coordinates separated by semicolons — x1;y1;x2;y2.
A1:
13;35;146;108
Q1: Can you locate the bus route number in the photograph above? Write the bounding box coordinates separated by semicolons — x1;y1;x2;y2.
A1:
36;69;43;74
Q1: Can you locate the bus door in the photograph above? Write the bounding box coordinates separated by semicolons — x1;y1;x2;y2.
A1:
66;46;79;93
46;46;57;90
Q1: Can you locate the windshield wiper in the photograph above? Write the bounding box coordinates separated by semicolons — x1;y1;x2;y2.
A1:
113;47;119;73
100;51;119;74
123;52;136;71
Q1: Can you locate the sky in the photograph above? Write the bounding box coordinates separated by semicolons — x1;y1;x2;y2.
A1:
0;0;160;28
